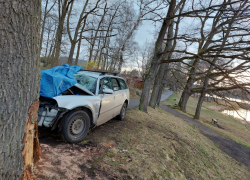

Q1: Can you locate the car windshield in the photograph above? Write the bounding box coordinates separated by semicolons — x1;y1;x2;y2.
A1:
73;74;97;94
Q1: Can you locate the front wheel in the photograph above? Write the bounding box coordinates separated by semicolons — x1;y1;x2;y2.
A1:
60;110;90;143
117;102;127;120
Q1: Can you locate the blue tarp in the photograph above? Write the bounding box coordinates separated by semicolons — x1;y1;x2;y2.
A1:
40;64;83;98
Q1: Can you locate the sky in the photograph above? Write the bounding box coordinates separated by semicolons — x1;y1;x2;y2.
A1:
134;21;156;46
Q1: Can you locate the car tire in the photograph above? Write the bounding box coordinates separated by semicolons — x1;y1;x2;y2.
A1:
60;109;90;143
117;102;127;120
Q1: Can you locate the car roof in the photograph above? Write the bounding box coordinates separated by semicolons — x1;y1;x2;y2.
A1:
76;70;123;79
76;71;102;78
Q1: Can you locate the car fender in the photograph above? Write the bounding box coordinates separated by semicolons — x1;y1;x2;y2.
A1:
53;95;101;124
122;89;130;105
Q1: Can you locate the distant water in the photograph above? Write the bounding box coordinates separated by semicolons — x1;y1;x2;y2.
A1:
222;109;250;121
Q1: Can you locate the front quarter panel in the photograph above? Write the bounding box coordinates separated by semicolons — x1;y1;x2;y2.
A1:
53;95;101;124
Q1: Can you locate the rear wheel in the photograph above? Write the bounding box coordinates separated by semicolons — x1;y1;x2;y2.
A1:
117;102;127;120
60;110;90;143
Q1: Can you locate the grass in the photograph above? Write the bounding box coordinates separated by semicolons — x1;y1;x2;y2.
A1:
129;86;142;99
164;93;250;149
84;107;250;179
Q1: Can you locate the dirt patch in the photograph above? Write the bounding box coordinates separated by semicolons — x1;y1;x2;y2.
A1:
34;128;116;180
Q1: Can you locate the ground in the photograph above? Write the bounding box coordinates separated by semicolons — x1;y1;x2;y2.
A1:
164;93;250;149
34;95;250;179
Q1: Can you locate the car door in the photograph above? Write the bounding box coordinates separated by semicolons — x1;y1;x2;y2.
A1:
97;77;116;126
111;78;124;116
117;78;129;101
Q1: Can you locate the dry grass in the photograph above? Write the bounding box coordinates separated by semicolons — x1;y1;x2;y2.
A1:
164;93;250;149
83;107;250;179
129;86;142;99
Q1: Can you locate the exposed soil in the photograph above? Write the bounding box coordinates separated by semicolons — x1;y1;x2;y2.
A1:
34;126;119;180
160;104;250;169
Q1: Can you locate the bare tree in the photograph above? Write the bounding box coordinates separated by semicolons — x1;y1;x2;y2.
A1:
40;0;56;50
51;0;74;66
158;0;250;112
150;0;185;108
67;0;102;65
139;0;176;112
116;0;164;74
154;0;250;118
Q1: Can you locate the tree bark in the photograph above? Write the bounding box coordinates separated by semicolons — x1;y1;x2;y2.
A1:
44;25;52;58
0;0;41;179
139;0;176;112
178;58;199;112
53;0;72;66
117;45;125;75
156;65;170;106
74;33;82;65
149;21;174;108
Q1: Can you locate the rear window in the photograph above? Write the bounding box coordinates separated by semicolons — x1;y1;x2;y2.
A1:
118;78;128;89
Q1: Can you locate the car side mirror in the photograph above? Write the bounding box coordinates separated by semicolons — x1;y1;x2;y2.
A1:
103;87;113;94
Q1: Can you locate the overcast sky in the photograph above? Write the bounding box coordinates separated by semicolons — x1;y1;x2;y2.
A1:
134;21;158;46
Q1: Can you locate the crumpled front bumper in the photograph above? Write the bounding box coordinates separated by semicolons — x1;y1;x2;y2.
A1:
38;107;66;127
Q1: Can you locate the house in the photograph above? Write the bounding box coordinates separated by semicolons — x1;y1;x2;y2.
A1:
133;77;143;89
121;74;144;89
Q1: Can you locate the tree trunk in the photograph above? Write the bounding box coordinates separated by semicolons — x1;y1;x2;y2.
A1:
68;42;77;65
93;36;101;64
117;45;125;75
149;63;166;108
103;48;109;70
40;0;55;51
156;65;170;106
89;3;107;63
40;0;49;49
67;0;87;65
53;0;70;66
178;86;191;112
194;84;207;119
139;0;176;112
0;0;41;179
44;27;51;58
75;34;82;65
149;21;174;108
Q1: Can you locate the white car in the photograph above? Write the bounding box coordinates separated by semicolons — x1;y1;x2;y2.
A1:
38;70;130;143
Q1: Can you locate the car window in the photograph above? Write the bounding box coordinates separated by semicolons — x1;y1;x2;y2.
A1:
111;78;121;91
99;77;112;93
73;74;97;94
117;78;128;89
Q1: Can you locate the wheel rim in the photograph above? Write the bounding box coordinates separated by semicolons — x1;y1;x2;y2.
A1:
68;116;86;139
70;119;84;134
